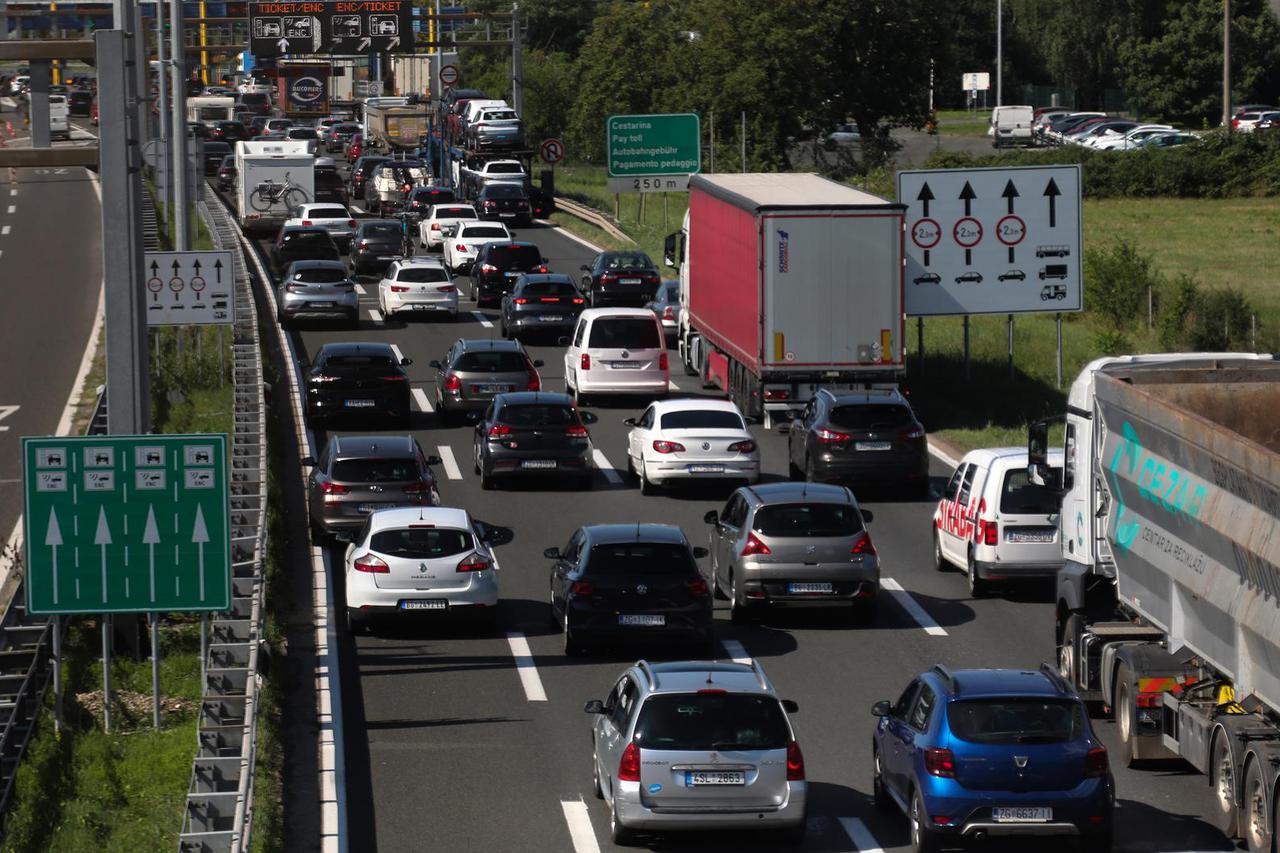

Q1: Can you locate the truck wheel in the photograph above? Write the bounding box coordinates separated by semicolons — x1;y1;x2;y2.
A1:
1244;759;1273;852
1115;663;1138;767
1212;733;1241;838
1057;613;1080;685
682;339;698;376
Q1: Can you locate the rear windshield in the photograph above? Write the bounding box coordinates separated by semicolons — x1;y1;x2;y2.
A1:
361;224;400;238
397;267;449;283
605;253;654;270
315;172;344;188
947;699;1085;745
752;503;863;538
486;245;541;268
332;457;418;482
285;232;333;244
288;128;318;139
1000;469;1060;515
292;268;347;283
487;162;523;174
461;225;509;238
335;124;359;133
482;110;518;121
238;93;268;105
498;405;576;427
198;107;225;120
323;354;395;370
588;318;661;349
309;207;348;219
434;206;476;219
370;528;472;559
520;280;577;297
412;189;455;203
829;404;915;430
455;351;529;372
483;184;525;198
585;543;696;576
660;410;744;431
633;694;789;750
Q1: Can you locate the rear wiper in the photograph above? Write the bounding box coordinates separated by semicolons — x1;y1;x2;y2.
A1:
1014;734;1060;743
711;742;766;751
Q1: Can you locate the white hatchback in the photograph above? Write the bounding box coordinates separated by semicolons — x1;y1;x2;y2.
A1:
624;398;759;494
343;507;500;634
419;203;479;251
442;220;512;275
377;257;458;320
563;308;669;404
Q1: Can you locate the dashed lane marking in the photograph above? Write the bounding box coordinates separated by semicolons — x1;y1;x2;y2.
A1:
367;308;383;324
720;638;751;664
411;388;433;412
560;799;602;853
354;283;366;294
505;632;548;702
436;445;462;480
1;225;9;235
880;577;948;636
5;205;13;214
590;449;624;485
471;311;494;328
838;817;885;853
390;344;405;363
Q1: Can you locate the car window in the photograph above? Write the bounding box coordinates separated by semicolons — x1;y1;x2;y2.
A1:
639;407;654;430
909;684;937;731
323;354;395;370
1000;468;1059;515
483;184;525;198
633;693;789;750
728;496;749;528
487;162;523;174
497;404;576;426
604;253;654;271
361;223;400;238
461;225;510;238
572;319;587;347
752;503;862;538
944;466;965;500
520;280;577;297
396;267;449;283
957;464;977;505
332;458;418;482
892;680;920;718
947;699;1085;744
308;206;348;219
369;527;473;559
587;318;661;350
584;543;696;576
563;530;583;564
455;351;529;372
659;410;744;431
610;677;636;731
292;267;347;283
829;404;915;430
486;245;541;267
718;495;739;525
434;206;476;219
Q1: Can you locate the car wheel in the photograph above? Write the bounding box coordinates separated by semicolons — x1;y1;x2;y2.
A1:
1212;731;1240;838
1058;613;1081;686
480;466;496;490
872;746;892;811
966;549;987;597
1115;663;1138;767
910;789;939;853
592;751;604;800
473;444;483;476
712;568;728;600
578;473;594;491
639;461;658;495
345;608;368;636
729;570;752;624
563;612;582;657
788;452;802;481
851;594;878;623
803;455;818;483
932;531;948;572
1080;827;1113;853
1244;758;1272;852
610;800;637;847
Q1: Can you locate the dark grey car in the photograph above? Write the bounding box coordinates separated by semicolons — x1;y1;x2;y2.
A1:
500;274;586;342
644;279;680;346
472;392;598;490
305;435;442;540
431;338;543;424
350;219;404;275
276;260;359;328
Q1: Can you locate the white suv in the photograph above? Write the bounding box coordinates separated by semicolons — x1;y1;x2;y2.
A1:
564;308;669;405
377;257;457;320
932;446;1065;596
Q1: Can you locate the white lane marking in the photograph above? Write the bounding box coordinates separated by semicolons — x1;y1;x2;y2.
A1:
354;282;366;294
350;204;366;214
560;799;602;853
471;311;493;328
839;817;885;853
880;577;948;636
590;449;624;485
367;308;383;324
1;225;9;235
411;388;433;412
667;377;684;392
5;205;13;214
8;189;15;197
720;638;751;664
926;439;959;469
436;445;462;480
390;344;405;363
551;224;606;254
505;632;548;702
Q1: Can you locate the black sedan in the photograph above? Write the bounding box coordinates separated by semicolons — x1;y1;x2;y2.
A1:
201;141;232;175
210;120;250;143
303;342;412;428
271;225;341;273
475;183;532;226
350;220;404;276
405;185;458;219
500;274;585;342
472;392;598;490
579;250;661;307
471;242;546;307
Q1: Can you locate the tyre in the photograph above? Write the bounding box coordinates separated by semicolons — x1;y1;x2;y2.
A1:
788;452;802;481
578;473;594;491
966;549;987;597
932;531;948;572
803;455;818;483
592;751;604;799
712;568;728;600
1058;613;1081;687
1243;758;1273;852
851;594;878;623
910;789;939;853
729;571;753;624
563;612;582;656
639;462;658;495
872;746;893;812
345;608;368;636
1080;828;1113;853
480;466;496;490
610;800;637;846
1211;732;1240;838
1115;663;1138;767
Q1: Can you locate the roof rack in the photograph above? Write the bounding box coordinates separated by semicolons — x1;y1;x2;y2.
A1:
931;664;959;693
1038;662;1071;695
637;660;658;691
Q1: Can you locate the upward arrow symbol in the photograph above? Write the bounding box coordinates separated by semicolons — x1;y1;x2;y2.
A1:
959;181;977;217
1044;177;1061;227
916;182;934;217
1002;179;1019;214
144;506;160;602
94;507;111;603
149;259;159;276
192;505;210;600
214;259;223;283
171;259;181;275
45;507;62;605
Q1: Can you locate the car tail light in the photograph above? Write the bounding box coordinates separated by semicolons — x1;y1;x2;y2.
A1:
539;296;559;303
763;388;790;401
390;285;410;293
1085;747;1109;777
741;532;771;557
526;372;541;391
686;578;709;597
444;373;462;392
536;265;548;273
302;220;312;226
851;532;877;556
978;519;998;546
488;424;512;438
565;424;588;437
319;480;349;495
359;239;370;249
348;219;357;227
437;285;456;293
815;428;851;444
600;273;615;283
402;183;413;194
618;742;641;782
480;264;498;274
659;352;668;371
402;479;431;494
456;244;469;253
482;200;495;208
652;440;685;454
456;552;491;572
572;297;585;305
727;440;756;453
353;554;389;573
513;297;528;305
925;748;956;778
580;353;590;371
900;426;926;440
431;223;440;230
786;742;805;781
379;374;407;382
571;580;594;596
662;306;675;321
285;283;308;293
309;373;339;383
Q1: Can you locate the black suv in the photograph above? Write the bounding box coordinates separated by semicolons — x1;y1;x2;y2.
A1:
471;242;546;307
781;388;929;495
475;183;532;226
406;186;458;219
545;524;714;656
303;342;413;428
305;434;441;540
472;392;598;490
579;251;661;307
349;220;404;275
271;225;341;273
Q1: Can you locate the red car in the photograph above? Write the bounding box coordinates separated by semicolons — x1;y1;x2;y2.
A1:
345;133;363;162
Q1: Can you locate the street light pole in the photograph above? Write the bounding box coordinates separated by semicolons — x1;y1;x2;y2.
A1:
1223;0;1232;130
996;0;1003;107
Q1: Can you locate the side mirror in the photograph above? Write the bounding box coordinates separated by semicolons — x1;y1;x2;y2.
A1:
426;455;443;466
543;547;561;560
400;357;413;366
1028;416;1063;491
692;546;709;559
622;417;638;427
871;700;892;717
781;699;799;714
861;509;875;524
704;510;720;525
301;456;316;466
663;231;678;268
532;359;544;368
583;699;605;714
429;360;443;370
579;411;598;425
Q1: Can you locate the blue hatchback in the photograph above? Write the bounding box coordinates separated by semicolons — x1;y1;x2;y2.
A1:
871;664;1114;852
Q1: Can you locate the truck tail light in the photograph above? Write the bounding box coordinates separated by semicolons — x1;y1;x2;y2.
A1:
815;428;850;444
580;353;590;371
851;532;877;556
763;388;790;401
741;532;771;557
925;748;956;778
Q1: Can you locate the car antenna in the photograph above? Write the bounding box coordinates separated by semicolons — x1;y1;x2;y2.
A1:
705;669;714;685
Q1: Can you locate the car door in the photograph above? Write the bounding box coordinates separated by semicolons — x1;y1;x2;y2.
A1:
789;398;817;469
880;679;921;797
628;406;654;469
601;676;638;799
900;683;938;793
565;317;588;387
941;463;977;564
937;464;967;563
307;441;333;521
380;261;400;303
550;530;582;618
595;676;625;789
714;494;747;587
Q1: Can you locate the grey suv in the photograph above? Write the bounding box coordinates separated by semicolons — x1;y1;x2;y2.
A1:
584;659;807;845
704;482;879;623
430;338;543;424
305;435;442;540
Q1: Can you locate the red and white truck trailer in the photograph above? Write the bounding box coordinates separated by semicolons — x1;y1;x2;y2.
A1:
664;173;906;425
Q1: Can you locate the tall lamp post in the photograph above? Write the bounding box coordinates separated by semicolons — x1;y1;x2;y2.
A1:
996;0;1003;107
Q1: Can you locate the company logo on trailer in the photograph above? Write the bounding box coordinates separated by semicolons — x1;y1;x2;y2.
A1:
290;76;324;103
777;229;789;273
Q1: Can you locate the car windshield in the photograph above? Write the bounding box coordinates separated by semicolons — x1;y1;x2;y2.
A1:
332;457;418;482
829;404;915;430
633;694;789;751
484;184;524;198
455;351;529;372
498;404;576;427
361;224;400;238
520;280;577;297
396;266;449;283
370;528;472;559
1000;469;1060;514
947;699;1085;744
752;503;863;538
293;268;347;283
487;245;541;268
461;226;509;238
605;253;654;271
322;354;395;371
588;318;661;349
659;410;744;430
585;542;696;576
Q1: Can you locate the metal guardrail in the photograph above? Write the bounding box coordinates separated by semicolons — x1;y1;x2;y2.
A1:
553;196;635;244
177;186;268;853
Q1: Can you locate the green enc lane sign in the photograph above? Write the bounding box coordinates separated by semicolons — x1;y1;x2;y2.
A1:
606;113;701;189
22;434;231;615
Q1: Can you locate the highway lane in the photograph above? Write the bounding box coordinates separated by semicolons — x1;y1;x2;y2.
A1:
233;189;1233;852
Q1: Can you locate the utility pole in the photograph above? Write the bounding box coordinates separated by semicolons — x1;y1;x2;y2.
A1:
156;0;171;210
170;0;189;249
995;0;1003;107
1223;0;1232;129
510;4;523;117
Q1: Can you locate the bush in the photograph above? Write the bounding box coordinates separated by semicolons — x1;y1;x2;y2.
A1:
1092;328;1132;355
1157;274;1202;349
1191;287;1254;350
1084;239;1162;330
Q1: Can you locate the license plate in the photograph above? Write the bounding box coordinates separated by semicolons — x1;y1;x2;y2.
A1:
505;272;521;277
686;771;745;786
992;807;1052;823
499;212;515;218
855;441;892;451
400;599;448;611
1008;531;1055;543
688;464;724;473
521;460;556;469
540;315;563;322
356;503;389;513
344;399;376;408
611;361;642;369
474;384;513;393
620;278;641;284
618;614;664;626
788;582;834;594
412;304;437;311
310;301;335;308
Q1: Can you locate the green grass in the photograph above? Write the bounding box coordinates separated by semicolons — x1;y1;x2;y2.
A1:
552;164;689;266
935;108;993;136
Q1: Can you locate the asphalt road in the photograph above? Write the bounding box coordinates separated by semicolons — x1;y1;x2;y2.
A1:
234;177;1233;853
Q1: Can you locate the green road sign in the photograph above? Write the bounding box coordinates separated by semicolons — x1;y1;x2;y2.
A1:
606;113;701;179
22;435;231;615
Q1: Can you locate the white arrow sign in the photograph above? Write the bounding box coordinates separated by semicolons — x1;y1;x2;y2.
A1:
276;36;290;53
144;506;160;602
357;36;371;51
94;506;111;603
386;36;400;51
193;504;209;600
45;507;61;605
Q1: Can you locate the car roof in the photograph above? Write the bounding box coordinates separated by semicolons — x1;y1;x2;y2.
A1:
328;434;417;460
517;273;574;286
818;388;909;406
368;506;471;532
650;397;742;415
494;391;573;407
934;667;1070;699
317;341;396;358
396;257;446;268
958;446;1065;469
582;523;687;546
638;660;777;696
743;481;854;505
456;338;523;352
578;307;657;320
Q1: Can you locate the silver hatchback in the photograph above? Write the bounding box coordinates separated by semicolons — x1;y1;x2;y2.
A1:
276;260;358;328
585;659;806;845
705;482;879;623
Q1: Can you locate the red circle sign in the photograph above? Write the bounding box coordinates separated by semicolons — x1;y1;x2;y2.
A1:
911;218;941;249
147;277;163;293
540;137;565;164
953;217;983;248
996;214;1026;246
439;64;460;86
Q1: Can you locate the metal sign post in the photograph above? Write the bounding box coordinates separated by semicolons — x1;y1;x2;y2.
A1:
151;613;161;727
170;0;189;250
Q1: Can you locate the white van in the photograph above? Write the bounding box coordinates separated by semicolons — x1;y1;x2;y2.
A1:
932;446;1064;595
990;104;1034;148
563;308;669;404
48;94;70;140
